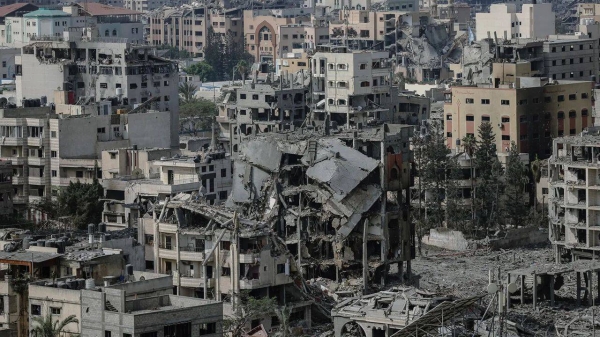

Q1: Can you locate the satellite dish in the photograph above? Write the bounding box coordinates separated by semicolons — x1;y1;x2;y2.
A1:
487;283;498;294
507;283;518;294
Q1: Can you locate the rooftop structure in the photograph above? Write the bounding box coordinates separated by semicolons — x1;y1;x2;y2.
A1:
475;3;555;41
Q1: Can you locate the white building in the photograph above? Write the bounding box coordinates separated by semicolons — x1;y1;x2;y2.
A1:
0;4;144;48
311;46;398;129
15;36;179;147
475;3;555;41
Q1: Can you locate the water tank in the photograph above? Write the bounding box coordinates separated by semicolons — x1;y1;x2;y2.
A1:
40;96;47;106
51;234;58;239
22;237;31;250
56;240;65;253
66;279;77;290
116;87;123;97
77;279;85;289
88;223;95;235
37;240;45;247
85;279;95;290
97;222;106;233
126;264;133;276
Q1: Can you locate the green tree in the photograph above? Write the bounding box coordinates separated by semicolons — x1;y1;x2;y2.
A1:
223;293;277;336
203;27;254;81
159;45;191;60
178;82;198;103
235;60;249;84
412;120;454;254
57;168;104;228
31;312;79;337
185;61;215;82
203;27;225;79
179;98;216;135
462;134;477;228
503;142;529;228
473;122;503;232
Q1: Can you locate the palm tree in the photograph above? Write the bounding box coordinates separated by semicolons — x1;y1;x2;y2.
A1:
178;82;198;103
462;134;477;230
31;312;78;337
235;60;249;84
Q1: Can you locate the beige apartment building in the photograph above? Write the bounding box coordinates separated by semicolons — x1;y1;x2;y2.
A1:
243;9;311;63
444;76;593;160
149;6;243;58
328;10;427;51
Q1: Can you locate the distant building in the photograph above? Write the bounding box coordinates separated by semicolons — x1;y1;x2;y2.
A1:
148;6;243;58
475;3;555;41
444;77;593;160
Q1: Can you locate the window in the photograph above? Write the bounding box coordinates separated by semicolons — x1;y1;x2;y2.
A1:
519;99;527;105
552;47;556;52
533;133;539;139
544;96;551;103
520;115;527;123
446;132;452;137
501;117;510;123
277;264;285;274
570;129;576;135
466;115;474;121
520;134;527;140
76;171;84;178
51;170;57;177
501;100;510;105
552;60;556;66
199;323;217;335
569;94;577;101
221;168;226;177
481;99;490;104
482;116;490;121
100;83;107;89
51;307;61;315
558;95;564;102
532;114;539;121
569;110;576;117
582;93;589;99
97;128;105;134
446;115;452;120
31;305;41;316
558;111;565;119
533;98;540;104
360;63;367;70
502;135;510;140
240;94;246;99
558;130;564;136
51;131;57;138
164;323;191;337
129;83;137;89
545;131;551;138
105;332;112;337
465;98;474;104
582;109;589;116
51;151;57;158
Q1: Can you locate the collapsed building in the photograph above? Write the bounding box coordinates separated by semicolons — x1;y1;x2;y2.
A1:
140;124;414;331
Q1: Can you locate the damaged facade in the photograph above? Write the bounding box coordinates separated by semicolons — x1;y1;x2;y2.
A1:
548;128;600;261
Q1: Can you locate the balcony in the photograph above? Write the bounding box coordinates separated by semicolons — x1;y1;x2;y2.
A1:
12;196;27;204
60;177;94;186
177;275;214;288
28;176;45;185
159;223;178;233
240;278;263;290
0;138;25;146
26;138;42;147
1;157;25;165
239;252;259;264
180;247;205;262
27;157;45;166
158;245;177;260
12;176;26;184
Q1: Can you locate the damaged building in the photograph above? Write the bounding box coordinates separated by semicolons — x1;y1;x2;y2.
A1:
548;128;600;261
139;124;414;331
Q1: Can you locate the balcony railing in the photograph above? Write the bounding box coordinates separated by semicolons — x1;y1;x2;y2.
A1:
180;246;204;252
159;243;173;250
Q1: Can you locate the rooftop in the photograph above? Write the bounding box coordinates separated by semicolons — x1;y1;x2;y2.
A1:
23;8;69;17
0;3;36;17
0;250;62;264
76;2;142;16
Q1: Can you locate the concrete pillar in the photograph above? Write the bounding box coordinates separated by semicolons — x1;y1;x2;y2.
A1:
176;230;181;295
550;276;555;306
203;264;208;300
577;272;582;306
520;275;525;304
589;271;594;306
507;274;511;309
215;241;221;301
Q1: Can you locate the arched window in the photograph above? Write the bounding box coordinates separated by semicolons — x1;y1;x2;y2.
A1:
112;29;117;36
105;30;109;37
390;167;399;180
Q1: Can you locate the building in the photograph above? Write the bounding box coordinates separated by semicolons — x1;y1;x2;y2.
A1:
217;80;309;156
275;50;310;76
148;6;243;58
0;159;11;216
16;37;180;147
101;144;233;230
543;35;599;81
311;46;398;129
0;105;175;221
548;128;600;261
475;3;555;41
444;77;593;159
0;3;37;25
243;9;311;63
123;0;187;12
